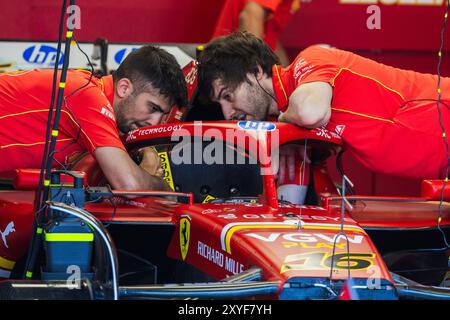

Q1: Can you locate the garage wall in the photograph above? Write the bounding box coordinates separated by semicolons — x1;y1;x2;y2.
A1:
1;0;448;197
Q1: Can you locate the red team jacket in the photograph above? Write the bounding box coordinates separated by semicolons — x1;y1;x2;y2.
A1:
0;70;125;174
272;45;450;179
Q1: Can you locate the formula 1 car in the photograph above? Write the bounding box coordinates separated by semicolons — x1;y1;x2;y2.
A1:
0;63;449;300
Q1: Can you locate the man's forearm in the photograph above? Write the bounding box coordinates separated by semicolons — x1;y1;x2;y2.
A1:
144;173;172;192
239;2;266;39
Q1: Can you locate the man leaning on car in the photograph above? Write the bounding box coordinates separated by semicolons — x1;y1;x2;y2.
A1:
0;45;187;191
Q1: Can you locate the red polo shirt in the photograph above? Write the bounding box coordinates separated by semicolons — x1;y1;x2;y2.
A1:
0;70;125;174
272;45;450;179
213;0;300;50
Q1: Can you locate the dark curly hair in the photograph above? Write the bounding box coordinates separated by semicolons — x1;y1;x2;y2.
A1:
113;45;187;107
198;31;280;101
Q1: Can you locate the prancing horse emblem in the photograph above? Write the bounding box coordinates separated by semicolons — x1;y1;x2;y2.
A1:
0;221;16;249
179;216;191;261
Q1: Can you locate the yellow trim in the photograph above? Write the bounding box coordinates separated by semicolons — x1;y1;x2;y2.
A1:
275;65;288;101
36;227;43;234
332;68;405;100
158;151;175;191
59;82;66;88
226;224;298;254
44;232;94;242
301;225;366;234
25;271;33;278
0;138;72;149
0;109;96;151
331;107;395;124
66;31;73;38
62;110;96;150
0;256;15;270
98;78;104;91
225;224;367;254
0;109;53;120
44;180;50;186
51;130;59;137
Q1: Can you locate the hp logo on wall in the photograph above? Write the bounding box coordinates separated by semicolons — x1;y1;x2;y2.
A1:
22;45;64;66
114;48;139;64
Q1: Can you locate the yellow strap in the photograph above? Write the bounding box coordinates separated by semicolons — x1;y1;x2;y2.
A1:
49;183;74;188
44;232;94;242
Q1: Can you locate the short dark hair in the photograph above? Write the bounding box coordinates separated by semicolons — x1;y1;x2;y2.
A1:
113;45;187;107
198;31;280;100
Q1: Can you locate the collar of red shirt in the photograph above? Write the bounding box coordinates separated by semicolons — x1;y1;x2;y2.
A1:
100;75;114;106
272;64;291;112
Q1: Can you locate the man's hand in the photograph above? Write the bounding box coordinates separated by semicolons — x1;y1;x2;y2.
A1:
95;146;171;191
272;144;310;185
138;147;163;177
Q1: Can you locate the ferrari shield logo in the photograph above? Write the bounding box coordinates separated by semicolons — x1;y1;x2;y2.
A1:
179;215;191;261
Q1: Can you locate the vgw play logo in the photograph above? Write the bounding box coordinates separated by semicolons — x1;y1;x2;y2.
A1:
22;45;64;66
114;48;139;64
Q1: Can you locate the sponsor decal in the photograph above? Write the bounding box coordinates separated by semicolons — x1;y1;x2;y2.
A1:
125;129;139;142
179;215;191;261
100;107;115;121
0;221;15;249
185;65;198;86
315;128;332;139
200;208;236;215
114;47;138;64
158;151;175;191
220;221;366;254
217;213;349;221
220;221;300;254
335;125;346;136
237;121;276;132
245;232;364;245
293;58;315;84
197;241;244;275
22;45;64;66
280;252;376;273
201;209;223;214
131;124;183;140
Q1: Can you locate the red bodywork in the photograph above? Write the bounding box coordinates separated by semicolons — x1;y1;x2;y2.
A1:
1;120;449;299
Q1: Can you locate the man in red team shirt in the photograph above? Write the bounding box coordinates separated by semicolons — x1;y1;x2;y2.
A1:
198;32;450;180
0;45;187;190
212;0;300;66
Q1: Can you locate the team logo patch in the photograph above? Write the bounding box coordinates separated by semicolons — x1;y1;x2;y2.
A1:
335;125;346;136
0;221;15;249
179;215;191;261
237;121;276;132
